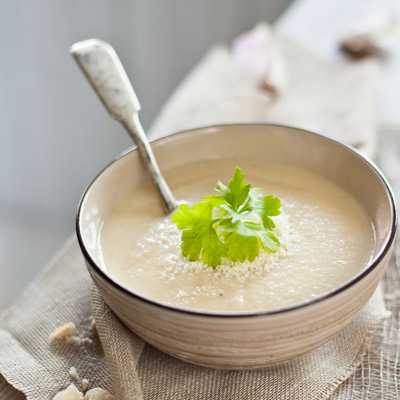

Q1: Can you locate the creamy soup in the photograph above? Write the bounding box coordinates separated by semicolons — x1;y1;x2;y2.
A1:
100;160;375;312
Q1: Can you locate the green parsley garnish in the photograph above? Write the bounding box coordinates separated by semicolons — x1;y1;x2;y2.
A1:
172;167;281;268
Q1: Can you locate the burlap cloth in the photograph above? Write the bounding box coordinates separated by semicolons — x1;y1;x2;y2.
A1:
1;32;398;399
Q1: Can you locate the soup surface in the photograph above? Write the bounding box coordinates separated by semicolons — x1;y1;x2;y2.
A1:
100;160;374;312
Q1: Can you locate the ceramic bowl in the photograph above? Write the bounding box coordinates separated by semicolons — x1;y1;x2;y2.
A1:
76;124;396;370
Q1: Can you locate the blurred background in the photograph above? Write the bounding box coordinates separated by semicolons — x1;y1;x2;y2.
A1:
0;0;294;307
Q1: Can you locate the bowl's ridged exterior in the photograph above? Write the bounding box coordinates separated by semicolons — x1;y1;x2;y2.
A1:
77;124;397;369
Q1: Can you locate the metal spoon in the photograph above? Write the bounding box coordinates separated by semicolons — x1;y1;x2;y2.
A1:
70;39;177;214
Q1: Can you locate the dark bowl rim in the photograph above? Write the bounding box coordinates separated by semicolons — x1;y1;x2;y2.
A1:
76;123;397;318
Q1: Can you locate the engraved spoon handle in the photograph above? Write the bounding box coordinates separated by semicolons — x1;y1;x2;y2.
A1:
70;38;177;214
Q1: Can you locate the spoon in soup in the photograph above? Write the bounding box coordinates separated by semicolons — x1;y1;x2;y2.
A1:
70;39;178;214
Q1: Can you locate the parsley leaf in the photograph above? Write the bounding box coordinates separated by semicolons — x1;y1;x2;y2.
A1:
243;188;281;230
172;204;227;267
215;167;251;210
219;220;280;262
172;167;281;267
193;195;227;219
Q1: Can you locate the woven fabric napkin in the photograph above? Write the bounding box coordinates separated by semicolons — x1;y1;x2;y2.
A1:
0;31;388;399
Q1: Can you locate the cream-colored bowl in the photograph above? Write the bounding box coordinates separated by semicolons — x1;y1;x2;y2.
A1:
77;124;396;370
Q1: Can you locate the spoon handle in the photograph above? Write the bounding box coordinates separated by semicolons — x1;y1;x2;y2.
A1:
70;38;177;214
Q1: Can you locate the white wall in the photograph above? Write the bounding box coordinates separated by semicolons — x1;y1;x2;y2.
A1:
0;0;292;307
